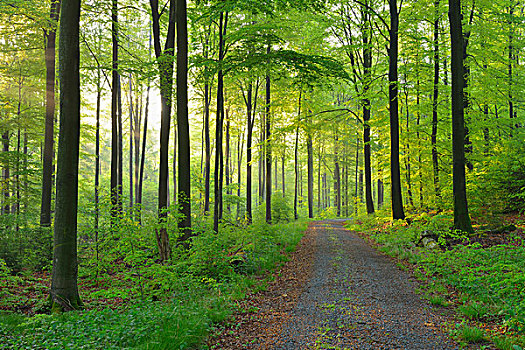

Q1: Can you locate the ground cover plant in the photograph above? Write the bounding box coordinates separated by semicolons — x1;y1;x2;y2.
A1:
0;218;307;349
346;210;525;349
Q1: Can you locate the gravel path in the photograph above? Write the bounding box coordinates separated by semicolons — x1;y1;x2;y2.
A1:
266;219;458;349
209;220;459;349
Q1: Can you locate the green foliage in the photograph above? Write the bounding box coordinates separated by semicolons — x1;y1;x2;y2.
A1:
1;218;307;349
347;211;525;340
455;323;486;343
271;192;292;223
481;134;525;214
0;215;52;272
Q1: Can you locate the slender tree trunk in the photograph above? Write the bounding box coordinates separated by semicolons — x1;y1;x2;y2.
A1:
41;0;61;227
117;79;123;215
110;0;120;223
151;0;176;260
213;12;227;233
403;81;414;208
281;156;285;197
138;85;149;224
50;0;82;311
133;91;142;213
354;134;359;214
3;130;9;215
204;81;211;214
237;125;243;218
265;45;272;224
449;0;473;233
137;24;151;225
334;131;341;217
225;109;231;213
128;75;134;210
245;83;255;223
388;0;405;220
94;60;101;273
293;91;301;219
172;122;177;205
362;13;375;215
431;0;441;202
306;123;314;219
508;5;515;130
176;0;191;241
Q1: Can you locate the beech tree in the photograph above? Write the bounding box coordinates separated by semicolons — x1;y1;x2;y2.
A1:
50;0;82;312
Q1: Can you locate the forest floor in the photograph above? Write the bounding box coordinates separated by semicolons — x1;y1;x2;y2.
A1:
209;219;473;349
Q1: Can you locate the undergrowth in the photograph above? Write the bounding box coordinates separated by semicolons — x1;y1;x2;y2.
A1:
0;219;307;349
346;210;525;349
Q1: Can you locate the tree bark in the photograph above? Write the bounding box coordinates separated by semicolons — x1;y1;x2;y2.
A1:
176;0;191;241
388;0;405;220
213;12;227;233
431;0;441;202
110;0;120;223
245;82;257;223
334;130;341;217
151;0;176;260
306;122;314;219
449;0;473;233
265;52;272;224
41;0;61;227
362;12;375;215
50;0;82;311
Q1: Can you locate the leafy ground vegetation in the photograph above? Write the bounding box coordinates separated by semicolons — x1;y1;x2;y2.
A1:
346;211;525;349
0;214;307;349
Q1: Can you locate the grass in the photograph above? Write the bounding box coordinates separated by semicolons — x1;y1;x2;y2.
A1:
458;324;486;343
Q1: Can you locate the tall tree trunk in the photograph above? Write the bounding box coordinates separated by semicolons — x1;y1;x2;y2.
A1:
265;45;272;224
133;91;142;213
94;64;101;274
138;83;149;224
508;4;516;130
449;0;474;233
362;12;375;215
176;0;191;241
213;12;227;233
294;90;301;219
334;130;341;217
237;124;243;218
463;4;475;170
403;80;414;208
41;0;61;227
431;0;441;202
306;123;314;219
245;82;257;223
204;81;211;214
354;134;359;214
128;75;134;210
110;0;120;223
388;0;405;220
172;122;177;205
151;0;176;260
118;78;123;215
281;155;285;197
50;0;82;311
3;131;9;215
137;24;151;225
225;109;230;213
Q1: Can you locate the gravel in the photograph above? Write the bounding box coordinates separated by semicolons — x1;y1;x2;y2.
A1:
262;219;458;349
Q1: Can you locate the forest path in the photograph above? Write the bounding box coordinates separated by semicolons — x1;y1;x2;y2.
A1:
210;220;459;349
